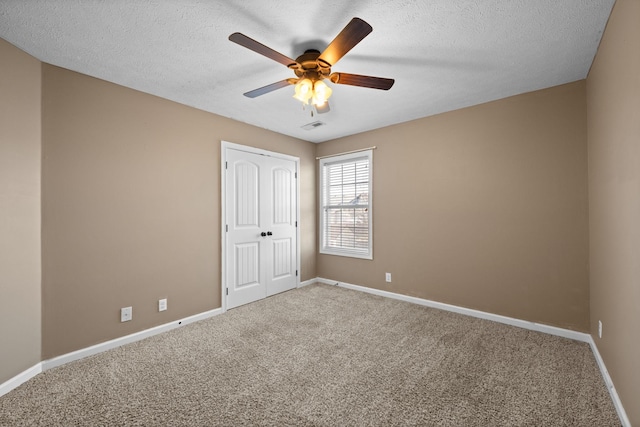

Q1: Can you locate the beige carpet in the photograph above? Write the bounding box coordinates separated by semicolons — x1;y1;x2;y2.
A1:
0;283;620;426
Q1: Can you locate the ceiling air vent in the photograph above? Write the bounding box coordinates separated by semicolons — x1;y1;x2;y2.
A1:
301;121;326;131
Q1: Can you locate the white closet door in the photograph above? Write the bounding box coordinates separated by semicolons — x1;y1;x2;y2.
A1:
264;155;297;297
225;148;297;309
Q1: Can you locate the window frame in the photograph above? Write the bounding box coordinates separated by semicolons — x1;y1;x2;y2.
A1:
319;150;373;260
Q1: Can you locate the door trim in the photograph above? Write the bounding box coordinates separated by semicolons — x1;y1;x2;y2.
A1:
220;141;300;312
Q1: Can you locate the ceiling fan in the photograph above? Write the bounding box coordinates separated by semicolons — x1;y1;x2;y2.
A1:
229;17;394;114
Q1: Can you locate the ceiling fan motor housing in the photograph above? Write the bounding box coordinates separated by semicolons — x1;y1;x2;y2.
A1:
290;49;331;80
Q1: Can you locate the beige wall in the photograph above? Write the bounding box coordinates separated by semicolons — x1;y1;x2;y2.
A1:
587;0;640;423
2;9;636;419
41;64;316;359
317;81;590;331
0;39;42;383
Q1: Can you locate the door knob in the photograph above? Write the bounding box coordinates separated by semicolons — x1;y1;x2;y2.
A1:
267;231;273;236
260;232;267;237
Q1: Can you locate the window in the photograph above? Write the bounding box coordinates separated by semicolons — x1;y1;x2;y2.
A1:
319;150;372;259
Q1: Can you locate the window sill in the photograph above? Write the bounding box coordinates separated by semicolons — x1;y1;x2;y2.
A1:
319;248;373;260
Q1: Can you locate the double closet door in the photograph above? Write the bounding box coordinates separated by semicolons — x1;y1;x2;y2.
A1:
224;146;298;309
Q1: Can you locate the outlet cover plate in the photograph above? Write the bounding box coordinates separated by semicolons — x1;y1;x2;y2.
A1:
121;306;132;322
159;298;167;312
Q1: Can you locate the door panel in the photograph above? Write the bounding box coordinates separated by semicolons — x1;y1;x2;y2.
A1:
272;167;292;225
272;238;292;278
235;242;260;287
234;161;260;228
225;147;298;309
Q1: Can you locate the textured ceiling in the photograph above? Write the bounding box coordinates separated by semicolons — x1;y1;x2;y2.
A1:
0;0;615;143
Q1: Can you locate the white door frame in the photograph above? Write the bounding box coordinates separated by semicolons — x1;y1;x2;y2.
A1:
220;141;301;313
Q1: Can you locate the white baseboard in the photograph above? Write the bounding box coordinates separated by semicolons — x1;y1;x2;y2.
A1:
298;278;317;288
0;363;42;398
316;277;629;426
2;307;224;397
316;278;590;342
42;307;223;371
588;338;631;427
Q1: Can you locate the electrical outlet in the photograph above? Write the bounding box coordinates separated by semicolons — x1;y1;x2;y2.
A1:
121;306;132;322
159;298;167;312
598;320;603;338
385;272;392;283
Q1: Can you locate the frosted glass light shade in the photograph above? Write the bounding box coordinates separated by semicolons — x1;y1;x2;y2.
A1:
293;78;313;103
312;80;332;106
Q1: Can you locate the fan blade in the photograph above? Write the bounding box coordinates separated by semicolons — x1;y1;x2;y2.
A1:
229;33;297;67
243;80;293;98
329;73;394;90
316;102;330;114
318;18;372;67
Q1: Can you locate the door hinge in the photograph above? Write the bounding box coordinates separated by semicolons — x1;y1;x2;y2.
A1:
296;270;298;277
226;288;228;296
295;221;298;227
295;172;297;179
226;224;228;232
225;161;228;169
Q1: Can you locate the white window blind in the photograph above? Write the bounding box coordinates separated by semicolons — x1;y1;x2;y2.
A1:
319;150;372;259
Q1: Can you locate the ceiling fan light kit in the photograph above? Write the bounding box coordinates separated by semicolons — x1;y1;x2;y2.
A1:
293;78;332;107
229;17;394;115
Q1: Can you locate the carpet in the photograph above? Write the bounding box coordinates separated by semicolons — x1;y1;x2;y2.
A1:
0;283;620;426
